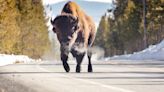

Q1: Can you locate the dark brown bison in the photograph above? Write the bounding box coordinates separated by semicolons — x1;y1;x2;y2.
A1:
51;1;96;73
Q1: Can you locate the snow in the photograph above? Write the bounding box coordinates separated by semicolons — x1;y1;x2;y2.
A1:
105;40;164;61
1;0;163;67
0;40;163;67
0;54;40;66
42;0;65;5
84;0;112;3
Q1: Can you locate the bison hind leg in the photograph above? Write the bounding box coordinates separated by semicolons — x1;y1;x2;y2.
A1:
76;64;80;73
75;53;85;73
87;50;93;72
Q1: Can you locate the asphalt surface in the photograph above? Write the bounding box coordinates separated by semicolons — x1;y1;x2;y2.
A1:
0;60;164;92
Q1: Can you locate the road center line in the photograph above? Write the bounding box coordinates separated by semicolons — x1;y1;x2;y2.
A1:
36;62;136;92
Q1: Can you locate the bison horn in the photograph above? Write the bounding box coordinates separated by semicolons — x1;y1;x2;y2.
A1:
50;18;53;25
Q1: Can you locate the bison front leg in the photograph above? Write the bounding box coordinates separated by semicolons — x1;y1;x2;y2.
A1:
75;53;85;73
61;53;70;72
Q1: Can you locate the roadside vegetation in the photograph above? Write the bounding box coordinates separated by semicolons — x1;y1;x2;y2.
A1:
0;0;50;59
95;0;164;56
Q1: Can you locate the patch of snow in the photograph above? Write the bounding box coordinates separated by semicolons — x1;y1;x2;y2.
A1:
105;40;164;61
42;0;65;5
0;54;40;66
85;0;112;3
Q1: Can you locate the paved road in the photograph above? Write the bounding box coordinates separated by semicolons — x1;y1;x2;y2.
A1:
0;60;164;92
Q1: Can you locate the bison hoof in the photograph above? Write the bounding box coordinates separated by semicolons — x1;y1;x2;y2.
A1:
65;68;70;72
88;65;93;72
63;63;70;72
76;65;81;73
64;67;70;72
88;69;93;72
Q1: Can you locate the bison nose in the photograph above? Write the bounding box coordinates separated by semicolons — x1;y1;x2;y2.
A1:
66;42;69;45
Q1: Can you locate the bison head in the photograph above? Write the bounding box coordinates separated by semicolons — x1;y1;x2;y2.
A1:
51;14;80;54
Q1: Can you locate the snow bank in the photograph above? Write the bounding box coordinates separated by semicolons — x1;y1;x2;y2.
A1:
42;0;65;5
105;40;164;61
0;54;39;66
84;0;112;3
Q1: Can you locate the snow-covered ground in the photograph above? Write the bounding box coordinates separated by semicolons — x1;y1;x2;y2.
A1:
0;0;163;67
105;40;164;61
0;54;40;66
1;40;163;66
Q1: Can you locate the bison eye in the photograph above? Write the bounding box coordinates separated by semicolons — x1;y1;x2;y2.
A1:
72;26;76;31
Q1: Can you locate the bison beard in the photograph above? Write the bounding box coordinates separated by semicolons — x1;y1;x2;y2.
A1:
51;1;96;73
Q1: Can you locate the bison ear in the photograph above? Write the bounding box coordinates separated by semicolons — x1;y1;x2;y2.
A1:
75;17;79;29
72;17;79;31
75;17;79;24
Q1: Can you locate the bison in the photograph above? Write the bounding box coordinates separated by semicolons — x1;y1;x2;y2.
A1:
51;1;96;73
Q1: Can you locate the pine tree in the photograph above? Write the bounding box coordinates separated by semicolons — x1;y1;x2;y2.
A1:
0;0;50;58
0;0;21;54
95;0;163;57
